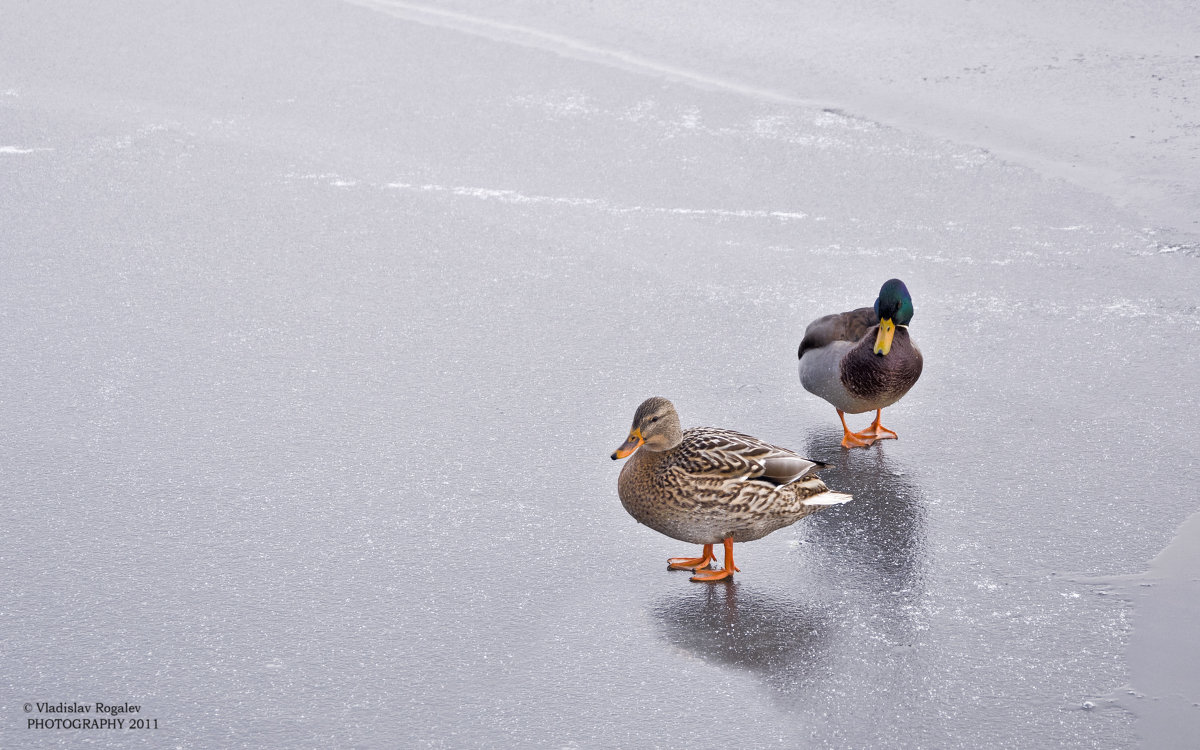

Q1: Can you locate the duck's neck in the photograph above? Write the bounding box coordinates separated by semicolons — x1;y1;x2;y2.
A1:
890;325;913;351
624;441;670;479
841;325;920;396
632;428;683;467
857;324;914;354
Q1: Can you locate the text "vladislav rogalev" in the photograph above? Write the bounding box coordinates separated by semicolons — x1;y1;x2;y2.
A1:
35;702;140;715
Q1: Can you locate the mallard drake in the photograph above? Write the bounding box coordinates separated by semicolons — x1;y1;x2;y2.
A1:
798;278;923;449
611;397;852;582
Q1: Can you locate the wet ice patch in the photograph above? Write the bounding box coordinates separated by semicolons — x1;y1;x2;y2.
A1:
386;181;604;208
813;109;877;132
646;206;806;220
382;180;807;222
286;172;357;188
510;91;598;118
1100;299;1159;318
944;290;1190;327
751;115;790;137
741;115;855;150
1154;242;1200;257
0;146;50;154
679;106;701;130
614;100;713;138
618;99;658;123
518;93;858;151
953;150;991;168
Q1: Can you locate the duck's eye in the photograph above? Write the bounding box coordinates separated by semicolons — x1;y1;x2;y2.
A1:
649;416;659;424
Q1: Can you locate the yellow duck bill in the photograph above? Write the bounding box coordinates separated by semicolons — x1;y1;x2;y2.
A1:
874;318;895;355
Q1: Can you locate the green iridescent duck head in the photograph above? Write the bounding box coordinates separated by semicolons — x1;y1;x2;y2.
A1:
872;278;915;356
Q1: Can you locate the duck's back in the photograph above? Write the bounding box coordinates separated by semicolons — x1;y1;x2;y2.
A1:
798;306;878;360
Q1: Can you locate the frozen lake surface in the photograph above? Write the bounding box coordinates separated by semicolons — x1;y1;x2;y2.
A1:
2;1;1198;747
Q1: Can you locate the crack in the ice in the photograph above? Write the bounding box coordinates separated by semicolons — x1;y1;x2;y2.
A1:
340;0;836;111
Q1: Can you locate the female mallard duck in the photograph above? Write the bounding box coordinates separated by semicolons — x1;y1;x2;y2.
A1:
798;278;923;449
611;397;851;582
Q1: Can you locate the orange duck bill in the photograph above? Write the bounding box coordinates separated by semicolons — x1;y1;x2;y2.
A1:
610;429;643;460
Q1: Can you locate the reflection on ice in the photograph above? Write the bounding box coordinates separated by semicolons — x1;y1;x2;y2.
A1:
801;426;929;592
651;428;931;708
652;583;833;694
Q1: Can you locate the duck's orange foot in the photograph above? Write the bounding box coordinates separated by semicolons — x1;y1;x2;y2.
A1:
690;566;736;583
840;431;875;449
668;544;715;571
857;409;898;442
837;409;875;449
689;537;739;582
858;425;897;441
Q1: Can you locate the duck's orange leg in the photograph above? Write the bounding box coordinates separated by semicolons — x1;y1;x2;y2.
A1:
857;409;898;442
838;409;874;449
691;537;739;582
668;544;715;571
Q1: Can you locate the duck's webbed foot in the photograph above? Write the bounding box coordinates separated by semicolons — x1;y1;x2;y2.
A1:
690;567;736;582
838;409;876;449
857;409;898;441
689;538;739;583
668;544;715;571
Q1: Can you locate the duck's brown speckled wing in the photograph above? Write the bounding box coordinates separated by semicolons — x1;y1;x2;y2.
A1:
673;428;825;486
798;306;878;359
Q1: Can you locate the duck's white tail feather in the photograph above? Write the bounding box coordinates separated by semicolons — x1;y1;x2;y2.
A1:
804;491;852;506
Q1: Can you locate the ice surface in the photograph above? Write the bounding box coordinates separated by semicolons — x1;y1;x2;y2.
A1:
396;0;1200;238
1;0;1197;748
